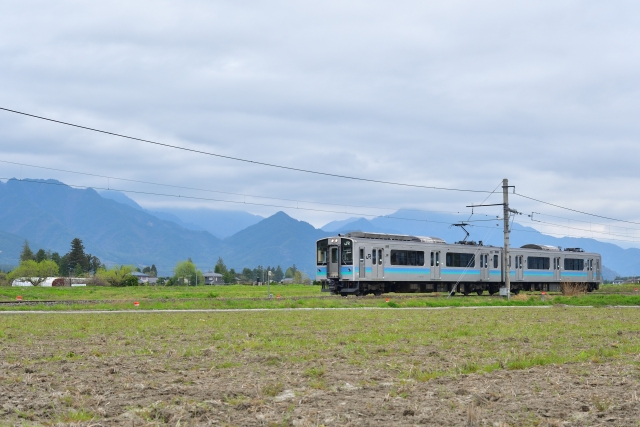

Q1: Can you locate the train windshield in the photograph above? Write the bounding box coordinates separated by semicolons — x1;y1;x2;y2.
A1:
341;238;353;265
317;239;328;265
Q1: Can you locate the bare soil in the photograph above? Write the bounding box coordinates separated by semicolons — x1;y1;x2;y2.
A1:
1;348;640;426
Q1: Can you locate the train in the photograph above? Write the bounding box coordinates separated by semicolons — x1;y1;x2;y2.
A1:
316;232;601;296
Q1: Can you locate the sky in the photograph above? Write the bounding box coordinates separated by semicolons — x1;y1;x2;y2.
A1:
1;1;640;246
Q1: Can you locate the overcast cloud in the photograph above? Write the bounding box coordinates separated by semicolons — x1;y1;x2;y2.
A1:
1;1;640;246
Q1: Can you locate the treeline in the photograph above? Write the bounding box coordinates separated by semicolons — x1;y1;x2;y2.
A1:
212;257;310;284
2;238;104;286
161;257;311;286
20;239;102;276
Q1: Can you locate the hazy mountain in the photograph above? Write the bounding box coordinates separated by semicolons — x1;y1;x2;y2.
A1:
322;217;363;232
221;211;330;274
154;207;263;238
99;190;262;238
99;190;144;211
0;179;222;275
0;230;34;270
1;180;322;276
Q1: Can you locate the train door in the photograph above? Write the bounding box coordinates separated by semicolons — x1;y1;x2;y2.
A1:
595;259;601;281
587;259;594;281
480;253;489;280
327;246;340;279
553;257;561;281
430;250;441;280
371;248;384;279
359;248;365;279
328;246;339;278
515;255;524;281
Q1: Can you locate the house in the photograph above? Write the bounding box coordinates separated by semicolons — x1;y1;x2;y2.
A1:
612;280;624;285
203;272;224;285
280;278;294;284
131;271;153;284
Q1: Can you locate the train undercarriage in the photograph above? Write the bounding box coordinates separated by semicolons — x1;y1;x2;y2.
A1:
322;279;599;296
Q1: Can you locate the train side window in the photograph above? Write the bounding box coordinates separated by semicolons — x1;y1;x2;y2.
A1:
493;255;498;268
359;249;364;262
528;256;550;270
390;250;425;266
445;252;475;268
435;252;440;266
372;250;376;265
378;249;383;265
564;258;584;271
430;252;434;267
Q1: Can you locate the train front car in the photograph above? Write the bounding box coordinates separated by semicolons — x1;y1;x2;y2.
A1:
316;236;356;294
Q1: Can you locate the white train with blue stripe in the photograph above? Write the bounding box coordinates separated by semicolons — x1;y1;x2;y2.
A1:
316;232;601;296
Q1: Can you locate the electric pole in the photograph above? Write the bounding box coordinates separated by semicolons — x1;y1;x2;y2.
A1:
503;178;511;301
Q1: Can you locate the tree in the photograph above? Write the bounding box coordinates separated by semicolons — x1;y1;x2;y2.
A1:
285;264;298;279
223;268;237;284
240;268;253;283
87;255;102;274
274;265;284;282
173;260;203;286
50;252;61;268
214;257;228;275
74;263;84;277
95;265;135;287
34;249;47;263
7;260;59;286
67;238;88;274
20;240;34;262
142;264;158;277
293;270;311;285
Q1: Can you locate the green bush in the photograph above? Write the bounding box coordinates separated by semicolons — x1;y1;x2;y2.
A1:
123;275;140;287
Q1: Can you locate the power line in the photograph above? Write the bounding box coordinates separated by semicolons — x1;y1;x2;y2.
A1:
0;159;496;218
530;218;640;240
514;192;640;226
3;178;503;228
0;107;492;193
530;211;640;234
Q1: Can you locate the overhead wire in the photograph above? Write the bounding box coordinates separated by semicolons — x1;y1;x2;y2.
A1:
530;218;640;240
514;191;640;226
1;177;504;227
0;159;497;219
0;107;493;193
3;107;639;236
530;211;640;234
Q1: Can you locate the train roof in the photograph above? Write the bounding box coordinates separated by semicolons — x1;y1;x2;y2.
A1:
520;244;561;251
344;232;446;244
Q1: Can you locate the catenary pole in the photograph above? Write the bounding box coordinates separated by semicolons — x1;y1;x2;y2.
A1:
503;178;511;301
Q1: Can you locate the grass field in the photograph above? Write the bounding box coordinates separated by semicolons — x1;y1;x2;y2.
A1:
1;307;640;425
2;283;640;311
597;283;640;293
0;284;323;301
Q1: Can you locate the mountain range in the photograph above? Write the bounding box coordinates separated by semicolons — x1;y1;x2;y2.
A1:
0;177;638;279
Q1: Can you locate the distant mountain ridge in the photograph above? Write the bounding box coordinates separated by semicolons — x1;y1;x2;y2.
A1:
0;179;321;275
99;190;263;238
